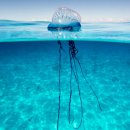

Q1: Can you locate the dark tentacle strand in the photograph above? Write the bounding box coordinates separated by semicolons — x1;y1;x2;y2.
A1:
68;40;84;129
69;40;102;112
58;41;67;57
68;49;73;124
57;40;62;130
75;56;102;111
57;40;101;130
72;58;83;129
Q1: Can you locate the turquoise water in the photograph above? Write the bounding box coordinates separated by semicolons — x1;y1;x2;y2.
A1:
0;20;130;43
0;20;130;130
0;41;130;130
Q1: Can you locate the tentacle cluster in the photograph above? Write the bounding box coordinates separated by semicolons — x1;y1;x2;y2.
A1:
68;40;84;129
57;40;102;130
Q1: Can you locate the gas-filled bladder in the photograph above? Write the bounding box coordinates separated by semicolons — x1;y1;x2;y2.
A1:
48;7;81;31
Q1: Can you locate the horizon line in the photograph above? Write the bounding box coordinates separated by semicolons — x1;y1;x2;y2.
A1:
0;19;130;23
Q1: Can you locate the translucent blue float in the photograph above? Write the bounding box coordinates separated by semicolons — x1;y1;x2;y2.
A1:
48;7;81;31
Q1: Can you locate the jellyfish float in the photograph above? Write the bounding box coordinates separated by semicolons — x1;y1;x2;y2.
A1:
48;7;102;130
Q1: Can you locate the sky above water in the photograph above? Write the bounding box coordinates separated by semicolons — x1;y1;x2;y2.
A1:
0;0;130;22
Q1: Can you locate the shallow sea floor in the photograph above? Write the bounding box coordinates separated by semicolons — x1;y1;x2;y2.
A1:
0;41;130;130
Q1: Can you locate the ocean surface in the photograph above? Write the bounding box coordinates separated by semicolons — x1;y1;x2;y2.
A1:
0;20;130;43
0;20;130;130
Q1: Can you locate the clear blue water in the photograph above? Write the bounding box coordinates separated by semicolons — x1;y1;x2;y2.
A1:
0;20;130;43
0;21;130;130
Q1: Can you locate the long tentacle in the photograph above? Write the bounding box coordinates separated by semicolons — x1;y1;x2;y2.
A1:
68;49;73;124
57;40;101;130
75;56;102;111
68;40;84;129
68;40;102;111
72;57;83;129
57;40;62;130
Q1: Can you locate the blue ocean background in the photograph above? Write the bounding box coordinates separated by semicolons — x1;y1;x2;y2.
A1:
0;20;130;130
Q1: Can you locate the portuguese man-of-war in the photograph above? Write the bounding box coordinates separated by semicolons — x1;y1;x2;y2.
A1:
48;7;102;130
